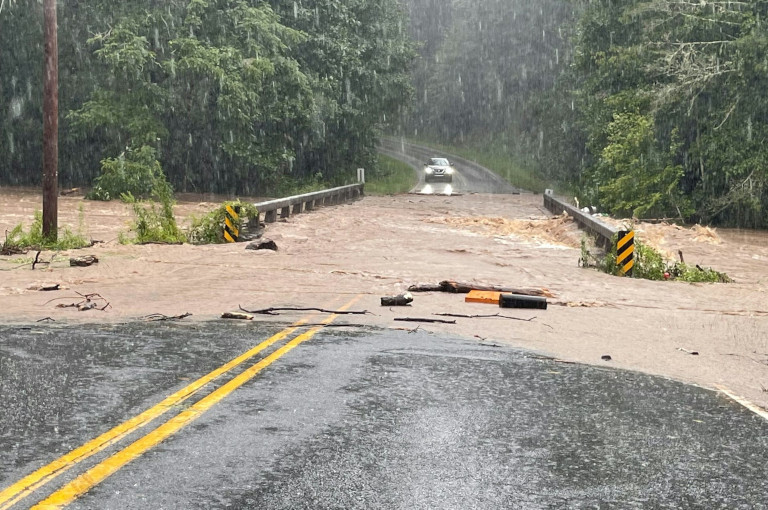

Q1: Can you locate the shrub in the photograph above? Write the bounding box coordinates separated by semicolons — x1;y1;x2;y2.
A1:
581;233;731;283
188;201;259;245
88;145;172;201
121;187;186;244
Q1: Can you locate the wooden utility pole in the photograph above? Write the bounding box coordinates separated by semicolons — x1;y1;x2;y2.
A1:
42;0;58;240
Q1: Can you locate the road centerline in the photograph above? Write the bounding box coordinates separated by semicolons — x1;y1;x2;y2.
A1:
32;296;360;509
0;315;321;510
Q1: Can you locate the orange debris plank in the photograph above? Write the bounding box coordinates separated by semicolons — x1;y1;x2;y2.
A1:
464;290;501;304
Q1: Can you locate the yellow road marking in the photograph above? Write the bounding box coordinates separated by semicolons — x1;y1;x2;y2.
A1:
33;296;360;509
715;385;768;422
0;317;319;510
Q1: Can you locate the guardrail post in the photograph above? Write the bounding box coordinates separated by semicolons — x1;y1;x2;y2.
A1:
357;168;365;183
280;206;290;219
265;210;277;223
293;203;303;215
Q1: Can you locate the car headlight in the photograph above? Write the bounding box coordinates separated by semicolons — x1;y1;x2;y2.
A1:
424;167;434;174
445;167;454;175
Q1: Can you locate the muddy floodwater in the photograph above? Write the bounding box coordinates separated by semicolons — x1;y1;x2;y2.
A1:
1;186;768;415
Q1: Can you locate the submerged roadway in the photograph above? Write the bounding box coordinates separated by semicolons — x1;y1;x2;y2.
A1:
2;143;768;508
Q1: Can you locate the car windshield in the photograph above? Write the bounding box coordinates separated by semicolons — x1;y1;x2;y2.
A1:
429;158;449;166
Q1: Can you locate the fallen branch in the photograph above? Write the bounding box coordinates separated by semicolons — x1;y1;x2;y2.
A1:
52;292;110;312
289;322;369;328
394;317;456;324
434;312;535;322
141;312;193;322
408;280;554;298
239;305;371;316
391;325;422;333
36;317;55;322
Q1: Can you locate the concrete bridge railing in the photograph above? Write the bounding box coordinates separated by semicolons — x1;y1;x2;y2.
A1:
542;191;618;248
253;183;364;224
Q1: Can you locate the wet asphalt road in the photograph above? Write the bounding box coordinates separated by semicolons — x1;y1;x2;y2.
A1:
1;321;768;509
377;137;521;195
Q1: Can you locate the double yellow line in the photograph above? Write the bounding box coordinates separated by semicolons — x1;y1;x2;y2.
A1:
1;297;359;510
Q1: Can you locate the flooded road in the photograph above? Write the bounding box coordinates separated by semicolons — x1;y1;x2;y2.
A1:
1;321;767;508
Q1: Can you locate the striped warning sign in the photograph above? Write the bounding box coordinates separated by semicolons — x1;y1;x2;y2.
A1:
617;230;634;276
224;205;241;243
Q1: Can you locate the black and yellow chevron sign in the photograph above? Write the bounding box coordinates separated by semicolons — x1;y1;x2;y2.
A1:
617;230;634;276
224;205;241;243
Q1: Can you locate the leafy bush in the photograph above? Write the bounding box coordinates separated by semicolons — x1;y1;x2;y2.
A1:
88;145;172;201
1;210;90;252
581;233;731;283
188;201;259;245
120;187;186;244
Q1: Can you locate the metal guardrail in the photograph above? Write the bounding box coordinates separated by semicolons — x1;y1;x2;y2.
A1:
253;183;364;223
543;191;618;247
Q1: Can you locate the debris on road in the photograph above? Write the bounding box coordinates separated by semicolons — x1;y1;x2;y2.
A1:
434;312;535;322
601;355;612;361
142;312;193;322
677;348;699;355
381;292;413;306
221;312;254;320
409;280;554;298
465;290;501;304
499;293;548;310
70;255;99;267
246;239;278;251
39;284;60;291
52;292;110;311
31;251;48;270
394;317;456;324
239;305;370;316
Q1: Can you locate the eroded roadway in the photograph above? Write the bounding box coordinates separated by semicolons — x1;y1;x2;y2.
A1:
1;320;767;509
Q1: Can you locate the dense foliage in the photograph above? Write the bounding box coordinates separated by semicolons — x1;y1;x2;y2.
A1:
0;0;414;195
402;0;579;182
404;0;768;228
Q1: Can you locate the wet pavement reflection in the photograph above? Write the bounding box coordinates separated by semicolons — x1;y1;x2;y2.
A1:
1;322;766;508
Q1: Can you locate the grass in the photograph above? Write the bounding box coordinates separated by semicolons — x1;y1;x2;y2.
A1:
365;154;418;195
1;208;91;253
